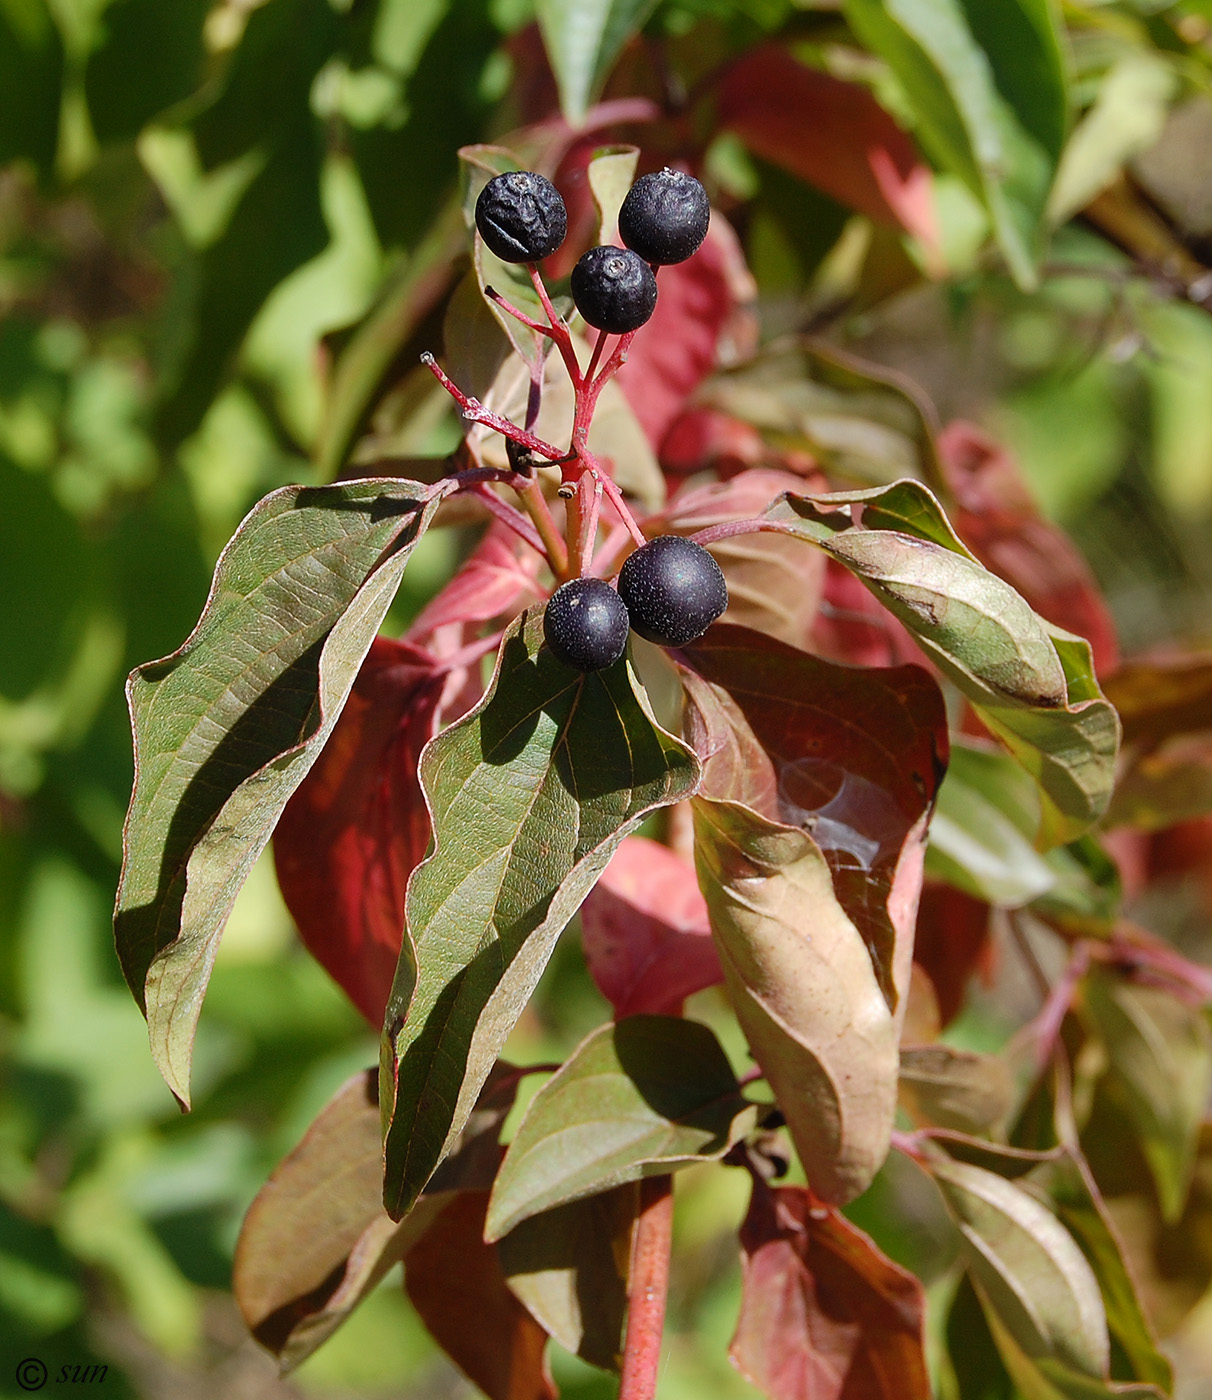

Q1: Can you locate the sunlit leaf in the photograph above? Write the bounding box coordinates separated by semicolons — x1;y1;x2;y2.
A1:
928;1156;1110;1378
731;1179;931;1400
536;0;659;127
694;799;901;1206
381;612;698;1220
586;144;639;244
114;478;444;1106
498;1184;638;1371
844;0;1068;287
711;43;937;248
768;479;1119;846
486;1016;753;1239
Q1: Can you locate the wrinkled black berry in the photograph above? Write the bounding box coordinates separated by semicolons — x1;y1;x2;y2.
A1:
570;246;658;334
617;535;728;647
618;168;710;266
543;577;630;671
475;171;567;263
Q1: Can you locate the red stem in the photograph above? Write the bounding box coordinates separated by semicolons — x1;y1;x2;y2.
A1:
485;284;556;338
619;1175;674;1400
690;518;801;547
421;353;565;462
462;480;546;556
528;263;582;387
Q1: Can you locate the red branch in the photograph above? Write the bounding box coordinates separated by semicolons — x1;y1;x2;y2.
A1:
619;1175;674;1400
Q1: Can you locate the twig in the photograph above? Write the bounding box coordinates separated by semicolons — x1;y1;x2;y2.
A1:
421;353;564;462
619;1175;674;1400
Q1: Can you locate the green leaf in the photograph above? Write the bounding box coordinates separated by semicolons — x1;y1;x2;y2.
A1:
536;0;659;128
926;741;1055;907
0;0;62;179
983;1303;1166;1400
693;798;899;1205
702;343;944;491
923;1135;1172;1391
587;144;639;243
235;1061;526;1370
898;1045;1013;1136
381;612;699;1220
768;480;1119;845
498;1185;637;1372
844;0;1068;288
1080;969;1212;1224
114;477;445;1106
928;1156;1110;1378
487;1017;754;1240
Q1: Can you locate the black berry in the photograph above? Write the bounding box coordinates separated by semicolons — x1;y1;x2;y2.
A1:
618;168;710;266
543;578;630;671
475;171;567;263
617;535;728;647
570;246;658;334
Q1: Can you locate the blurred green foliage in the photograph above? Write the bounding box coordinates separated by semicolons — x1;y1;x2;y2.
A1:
2;0;1212;1396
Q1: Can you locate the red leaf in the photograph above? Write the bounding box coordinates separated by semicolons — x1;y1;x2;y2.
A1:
710;45;937;250
681;625;948;1004
273;637;447;1026
912;883;993;1027
938;421;1119;673
731;1180;931;1400
408;523;544;644
616;215;758;451
658;406;767;478
404;1191;556;1400
581;835;722;1016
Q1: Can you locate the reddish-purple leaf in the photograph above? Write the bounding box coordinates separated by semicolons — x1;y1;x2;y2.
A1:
681;625;948;1006
939;421;1120;674
580;835;721;1016
710;45;938;250
731;1180;931;1400
408;523;545;643
912;883;993;1027
404;1191;556;1400
273;637;447;1026
616;216;757;452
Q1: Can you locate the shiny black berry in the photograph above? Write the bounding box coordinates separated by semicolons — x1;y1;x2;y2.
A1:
570;246;658;334
475;171;567;263
618;168;710;266
543;578;630;671
617;535;728;647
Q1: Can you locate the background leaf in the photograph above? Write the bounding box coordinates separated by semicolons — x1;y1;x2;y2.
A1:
486;1016;754;1239
928;1156;1110;1378
731;1179;932;1400
382;611;698;1219
536;0;659;127
115;477;444;1105
580;835;722;1018
844;0;1068;287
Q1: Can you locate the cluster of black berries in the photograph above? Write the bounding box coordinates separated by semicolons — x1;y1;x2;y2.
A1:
473;165;725;671
544;537;728;671
474;166;711;335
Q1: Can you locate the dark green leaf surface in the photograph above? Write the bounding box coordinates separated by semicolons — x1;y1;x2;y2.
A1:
768;480;1118;846
844;0;1067;287
498;1183;638;1370
0;0;62;178
381;613;699;1220
487;1017;753;1239
1080;969;1212;1224
115;477;444;1106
